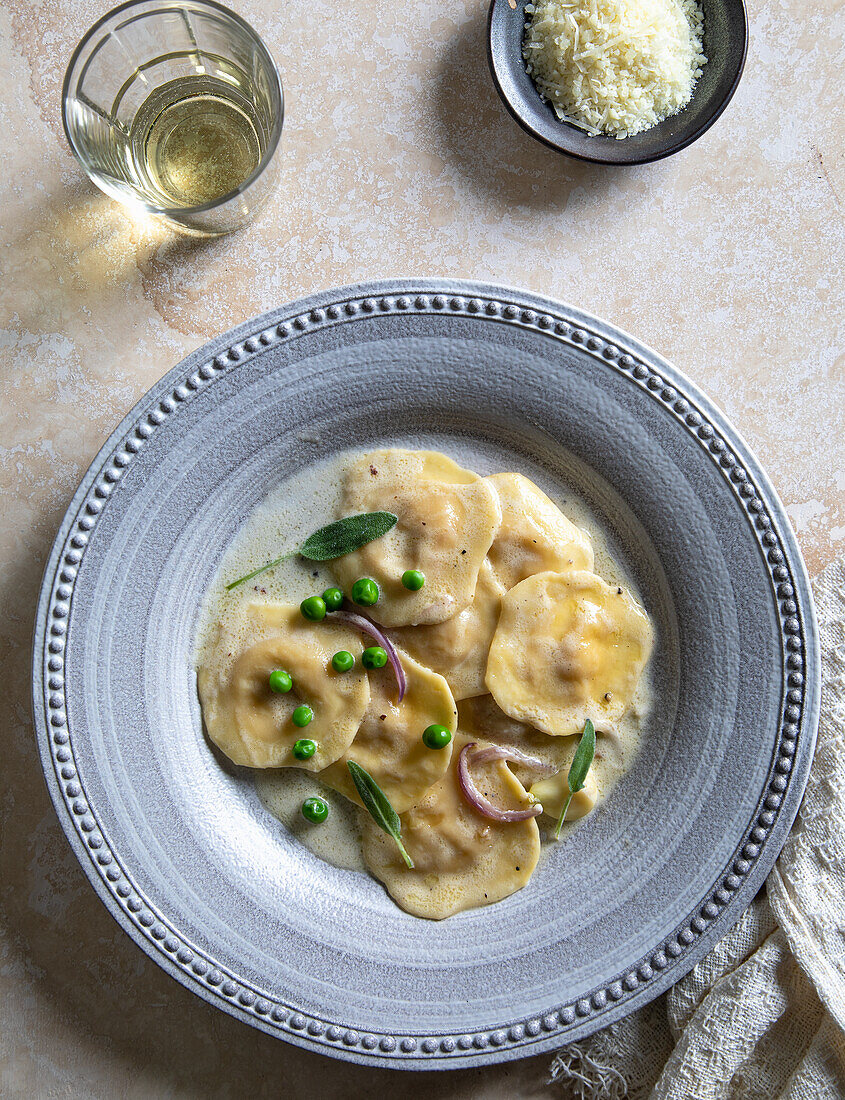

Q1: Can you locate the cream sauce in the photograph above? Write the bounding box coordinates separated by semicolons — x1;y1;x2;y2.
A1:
255;768;366;872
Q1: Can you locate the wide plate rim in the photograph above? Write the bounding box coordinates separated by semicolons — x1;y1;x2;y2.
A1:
31;278;820;1069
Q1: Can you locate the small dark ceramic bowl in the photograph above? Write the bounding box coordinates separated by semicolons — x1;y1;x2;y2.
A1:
488;0;748;165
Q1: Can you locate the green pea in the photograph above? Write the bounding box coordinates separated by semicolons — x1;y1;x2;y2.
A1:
422;724;452;750
322;586;344;611
361;646;388;670
292;704;314;727
268;669;293;694
401;569;425;591
292;738;317;760
331;650;355;673
300;595;327;621
351;577;379;607
301;796;329;823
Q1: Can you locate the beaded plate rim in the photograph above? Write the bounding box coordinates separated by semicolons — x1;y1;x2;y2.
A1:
32;279;820;1069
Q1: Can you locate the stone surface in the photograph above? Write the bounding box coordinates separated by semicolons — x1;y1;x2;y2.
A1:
0;0;842;1096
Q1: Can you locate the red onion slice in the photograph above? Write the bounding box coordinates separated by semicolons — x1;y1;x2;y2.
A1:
469;743;555;775
457;742;544;822
332;608;406;702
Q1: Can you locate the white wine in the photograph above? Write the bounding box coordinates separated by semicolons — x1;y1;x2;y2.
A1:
64;0;283;234
129;76;263;208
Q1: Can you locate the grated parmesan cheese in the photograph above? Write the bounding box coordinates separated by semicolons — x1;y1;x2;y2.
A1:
523;0;706;139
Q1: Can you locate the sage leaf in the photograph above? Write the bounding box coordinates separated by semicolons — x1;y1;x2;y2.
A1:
225;511;398;590
567;718;596;793
299;511;397;561
347;760;414;869
553;719;596;841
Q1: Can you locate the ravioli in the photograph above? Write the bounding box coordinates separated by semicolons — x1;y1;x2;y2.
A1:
198;603;369;770
459;695;614;813
360;733;540;919
485;472;593;589
459;694;617;760
321;649;457;813
331;449;501;627
457;693;563;781
486;570;654;736
390;561;505;700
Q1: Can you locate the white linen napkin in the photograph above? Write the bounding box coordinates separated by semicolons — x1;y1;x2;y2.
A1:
549;556;845;1099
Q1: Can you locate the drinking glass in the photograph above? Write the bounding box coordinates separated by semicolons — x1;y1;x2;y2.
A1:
62;0;284;235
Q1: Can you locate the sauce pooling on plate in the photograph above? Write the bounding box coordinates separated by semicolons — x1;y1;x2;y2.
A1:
196;448;654;919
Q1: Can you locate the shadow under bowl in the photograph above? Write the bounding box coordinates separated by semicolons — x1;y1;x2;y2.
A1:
487;0;748;166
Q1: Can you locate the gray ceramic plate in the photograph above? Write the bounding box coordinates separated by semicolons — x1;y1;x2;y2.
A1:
33;279;819;1069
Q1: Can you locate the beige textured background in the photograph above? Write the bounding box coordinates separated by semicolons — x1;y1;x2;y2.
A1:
1;0;843;1095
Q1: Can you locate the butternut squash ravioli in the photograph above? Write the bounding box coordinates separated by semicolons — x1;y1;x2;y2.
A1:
197;449;654;919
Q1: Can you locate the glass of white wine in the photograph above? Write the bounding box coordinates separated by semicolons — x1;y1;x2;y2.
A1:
62;0;284;236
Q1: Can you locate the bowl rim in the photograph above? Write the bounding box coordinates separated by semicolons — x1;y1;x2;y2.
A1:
486;0;749;166
31;278;819;1069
